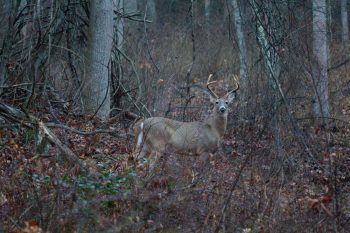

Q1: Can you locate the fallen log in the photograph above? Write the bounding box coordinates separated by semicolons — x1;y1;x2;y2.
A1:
0;102;83;166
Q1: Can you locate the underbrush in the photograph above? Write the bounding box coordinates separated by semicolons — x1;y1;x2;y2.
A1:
1;115;349;233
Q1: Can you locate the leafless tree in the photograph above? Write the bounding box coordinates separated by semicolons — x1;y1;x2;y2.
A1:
312;0;330;119
82;0;114;119
341;0;349;42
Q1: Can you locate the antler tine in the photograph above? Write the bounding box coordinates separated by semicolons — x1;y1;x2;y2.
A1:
227;74;240;94
206;74;219;98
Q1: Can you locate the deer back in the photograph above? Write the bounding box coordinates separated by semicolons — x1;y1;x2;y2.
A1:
136;116;224;155
137;117;183;152
168;120;222;154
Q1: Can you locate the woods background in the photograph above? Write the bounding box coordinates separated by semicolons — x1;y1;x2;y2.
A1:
0;0;350;232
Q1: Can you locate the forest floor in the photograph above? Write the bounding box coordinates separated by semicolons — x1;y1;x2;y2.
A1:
1;110;350;232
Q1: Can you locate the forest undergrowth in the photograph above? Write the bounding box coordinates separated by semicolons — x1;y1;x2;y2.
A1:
1;106;350;232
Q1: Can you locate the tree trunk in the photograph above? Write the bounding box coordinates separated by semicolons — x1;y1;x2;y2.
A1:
0;1;14;95
82;0;114;120
124;0;138;14
341;0;349;42
231;0;249;120
204;0;210;42
115;0;124;51
111;0;124;109
312;0;330;118
146;0;156;22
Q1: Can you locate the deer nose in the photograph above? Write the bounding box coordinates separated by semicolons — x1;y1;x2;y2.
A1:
219;106;226;113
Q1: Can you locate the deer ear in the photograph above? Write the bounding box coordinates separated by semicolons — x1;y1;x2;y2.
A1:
209;94;217;103
226;92;236;103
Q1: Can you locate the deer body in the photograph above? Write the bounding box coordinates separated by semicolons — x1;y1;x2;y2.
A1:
133;75;239;170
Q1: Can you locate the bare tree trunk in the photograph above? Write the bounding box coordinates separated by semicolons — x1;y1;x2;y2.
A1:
327;0;333;40
115;0;124;51
341;0;349;42
231;0;249;120
146;0;156;22
204;0;210;42
0;1;14;95
82;0;114;120
182;0;196;121
111;0;123;109
312;0;330;119
124;0;138;14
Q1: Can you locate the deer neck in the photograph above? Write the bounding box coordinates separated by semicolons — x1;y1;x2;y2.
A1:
205;111;227;137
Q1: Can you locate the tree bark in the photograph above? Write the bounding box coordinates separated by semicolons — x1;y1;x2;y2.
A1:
204;0;210;41
0;1;14;95
231;0;249;120
312;0;330;118
124;0;138;14
115;0;124;51
82;0;114;120
146;0;156;22
341;0;349;42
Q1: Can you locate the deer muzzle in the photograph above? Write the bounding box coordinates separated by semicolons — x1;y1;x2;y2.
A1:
219;106;226;113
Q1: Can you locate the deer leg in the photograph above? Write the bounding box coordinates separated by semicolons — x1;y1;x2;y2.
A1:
148;151;161;172
149;143;171;173
134;142;148;159
186;151;207;184
192;149;210;171
217;141;226;156
196;146;210;164
134;143;151;174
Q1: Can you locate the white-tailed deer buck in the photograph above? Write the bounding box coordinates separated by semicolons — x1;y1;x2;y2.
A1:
133;75;239;170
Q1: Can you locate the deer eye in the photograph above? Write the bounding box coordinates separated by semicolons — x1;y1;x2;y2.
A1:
225;101;228;104
215;101;219;104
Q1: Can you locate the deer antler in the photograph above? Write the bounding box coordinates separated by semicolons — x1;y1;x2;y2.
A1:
226;74;240;95
206;74;219;98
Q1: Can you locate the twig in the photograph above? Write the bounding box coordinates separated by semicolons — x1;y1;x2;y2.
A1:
328;57;350;72
45;122;130;137
214;153;251;233
113;11;152;23
0;123;21;128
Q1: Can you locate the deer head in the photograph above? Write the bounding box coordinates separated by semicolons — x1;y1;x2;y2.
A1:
201;74;239;136
207;74;239;113
133;74;239;171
